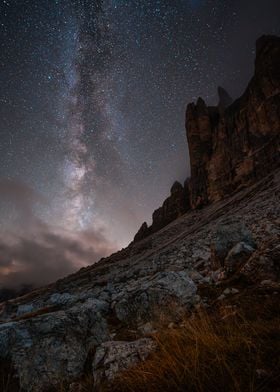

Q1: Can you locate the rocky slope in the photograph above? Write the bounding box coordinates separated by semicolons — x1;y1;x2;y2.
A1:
0;35;279;391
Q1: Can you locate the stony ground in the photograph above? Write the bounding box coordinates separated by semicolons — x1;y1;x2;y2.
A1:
0;168;279;391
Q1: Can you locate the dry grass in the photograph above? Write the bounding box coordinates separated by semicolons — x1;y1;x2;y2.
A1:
108;310;280;392
0;360;21;392
1;292;279;392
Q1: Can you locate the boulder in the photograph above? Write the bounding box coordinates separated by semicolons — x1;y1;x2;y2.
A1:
210;223;256;270
0;301;110;391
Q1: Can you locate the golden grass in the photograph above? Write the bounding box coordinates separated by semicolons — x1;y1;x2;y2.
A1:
108;310;280;392
1;293;279;392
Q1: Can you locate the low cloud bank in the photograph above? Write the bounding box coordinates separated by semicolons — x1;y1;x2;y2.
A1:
0;179;117;289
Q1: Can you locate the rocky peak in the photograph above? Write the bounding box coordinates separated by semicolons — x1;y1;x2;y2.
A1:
134;35;280;240
186;35;280;209
134;180;190;242
133;222;148;242
217;86;233;109
170;181;183;194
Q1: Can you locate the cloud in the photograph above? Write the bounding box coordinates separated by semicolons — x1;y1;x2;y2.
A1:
0;227;117;288
0;178;118;289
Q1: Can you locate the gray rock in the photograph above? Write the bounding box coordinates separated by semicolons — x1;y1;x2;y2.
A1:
92;338;156;386
210;223;256;270
16;304;35;317
138;322;156;335
224;242;255;273
49;292;76;306
114;271;197;323
0;304;110;391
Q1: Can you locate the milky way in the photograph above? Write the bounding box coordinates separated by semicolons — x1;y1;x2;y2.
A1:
0;0;280;288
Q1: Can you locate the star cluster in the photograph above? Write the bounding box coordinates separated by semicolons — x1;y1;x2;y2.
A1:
0;0;279;287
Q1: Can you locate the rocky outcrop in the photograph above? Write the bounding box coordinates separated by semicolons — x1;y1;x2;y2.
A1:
92;338;156;386
135;35;280;240
186;35;280;208
134;180;190;241
113;271;197;324
0;298;110;391
152;181;190;231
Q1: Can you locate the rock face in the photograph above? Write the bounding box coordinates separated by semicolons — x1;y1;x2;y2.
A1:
135;35;280;239
113;271;197;323
0;298;110;391
186;35;280;209
92;338;156;386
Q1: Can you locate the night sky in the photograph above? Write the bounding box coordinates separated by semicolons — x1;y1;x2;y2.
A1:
0;0;280;288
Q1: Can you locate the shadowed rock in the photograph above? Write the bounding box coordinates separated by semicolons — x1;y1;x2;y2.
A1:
218;86;233;108
186;35;280;209
134;180;190;242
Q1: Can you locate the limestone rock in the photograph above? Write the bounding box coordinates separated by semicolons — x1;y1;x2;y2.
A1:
186;35;280;209
0;301;110;391
92;338;156;386
210;222;256;270
113;271;197;323
134;37;280;240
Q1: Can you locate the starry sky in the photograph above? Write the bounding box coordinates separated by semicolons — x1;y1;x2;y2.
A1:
0;0;280;288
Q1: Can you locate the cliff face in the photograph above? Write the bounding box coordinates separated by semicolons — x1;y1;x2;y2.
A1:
135;35;280;240
186;35;280;208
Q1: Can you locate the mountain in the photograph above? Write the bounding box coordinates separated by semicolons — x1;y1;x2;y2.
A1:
0;35;279;392
134;35;280;241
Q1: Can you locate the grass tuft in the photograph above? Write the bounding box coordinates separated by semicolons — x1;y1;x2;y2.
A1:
108;309;280;392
